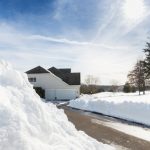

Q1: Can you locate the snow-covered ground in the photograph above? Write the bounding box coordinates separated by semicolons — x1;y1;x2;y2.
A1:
92;118;150;142
69;92;150;126
0;61;115;150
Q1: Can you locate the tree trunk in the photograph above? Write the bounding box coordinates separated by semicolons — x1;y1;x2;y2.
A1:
138;83;141;95
143;81;145;95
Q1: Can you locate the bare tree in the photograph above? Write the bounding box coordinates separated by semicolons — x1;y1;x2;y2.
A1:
128;60;145;95
84;75;100;94
85;75;99;85
110;79;119;92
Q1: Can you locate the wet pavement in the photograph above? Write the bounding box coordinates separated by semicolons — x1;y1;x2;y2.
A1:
59;105;150;150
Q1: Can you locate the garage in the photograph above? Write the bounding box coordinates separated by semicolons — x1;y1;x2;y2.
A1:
26;66;80;101
45;89;77;100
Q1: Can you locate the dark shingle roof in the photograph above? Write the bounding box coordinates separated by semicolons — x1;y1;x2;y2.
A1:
26;66;49;74
65;73;80;85
48;67;80;85
59;68;71;73
48;67;66;79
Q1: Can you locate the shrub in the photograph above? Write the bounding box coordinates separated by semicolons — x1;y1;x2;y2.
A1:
34;87;45;98
123;82;131;93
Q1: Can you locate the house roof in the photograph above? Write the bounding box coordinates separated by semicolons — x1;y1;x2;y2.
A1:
26;66;80;85
48;67;65;79
26;66;49;74
48;67;80;85
59;68;71;73
64;73;80;85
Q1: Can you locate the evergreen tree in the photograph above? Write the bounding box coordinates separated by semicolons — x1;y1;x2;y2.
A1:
144;42;150;79
131;86;136;93
123;82;131;93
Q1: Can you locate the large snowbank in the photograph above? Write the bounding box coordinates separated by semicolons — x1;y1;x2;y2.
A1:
0;61;114;150
69;92;150;126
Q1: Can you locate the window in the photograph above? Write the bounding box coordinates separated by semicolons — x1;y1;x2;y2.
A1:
28;77;36;82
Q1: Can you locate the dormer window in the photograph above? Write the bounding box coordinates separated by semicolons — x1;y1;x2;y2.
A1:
28;77;36;82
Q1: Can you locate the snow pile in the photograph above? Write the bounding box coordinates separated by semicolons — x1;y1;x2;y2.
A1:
69;92;150;126
0;61;115;150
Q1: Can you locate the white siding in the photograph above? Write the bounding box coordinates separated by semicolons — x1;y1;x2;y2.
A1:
45;89;56;100
27;73;80;100
56;89;77;100
28;73;69;89
45;89;78;100
70;85;80;96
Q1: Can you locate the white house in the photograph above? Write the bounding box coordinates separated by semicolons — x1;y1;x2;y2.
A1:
26;66;80;100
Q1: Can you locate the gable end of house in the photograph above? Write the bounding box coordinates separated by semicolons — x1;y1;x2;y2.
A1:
26;66;49;74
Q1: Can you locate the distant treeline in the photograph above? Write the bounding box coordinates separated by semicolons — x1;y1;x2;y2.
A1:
80;84;150;94
80;84;123;94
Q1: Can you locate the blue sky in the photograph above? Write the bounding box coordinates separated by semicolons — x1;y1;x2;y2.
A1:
0;0;150;84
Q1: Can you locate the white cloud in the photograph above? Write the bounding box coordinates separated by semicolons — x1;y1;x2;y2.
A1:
0;21;146;84
123;0;146;21
28;34;129;50
0;0;150;85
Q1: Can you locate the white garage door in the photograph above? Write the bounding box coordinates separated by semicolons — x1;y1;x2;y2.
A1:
56;89;76;100
45;89;56;100
45;89;77;100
